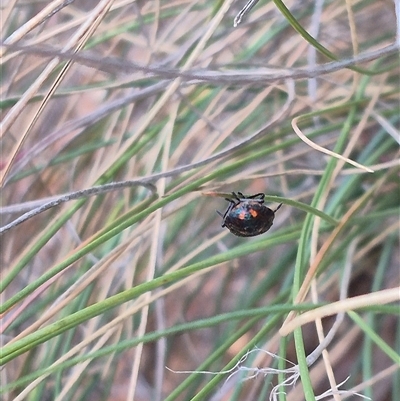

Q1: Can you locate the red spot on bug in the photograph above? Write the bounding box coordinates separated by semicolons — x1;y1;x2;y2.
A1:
250;209;258;218
239;212;246;220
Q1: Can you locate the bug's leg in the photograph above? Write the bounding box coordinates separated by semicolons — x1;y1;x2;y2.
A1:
240;192;264;203
248;193;265;200
224;201;235;217
231;192;242;204
237;192;265;200
228;193;242;206
218;201;235;227
216;210;226;226
274;203;283;213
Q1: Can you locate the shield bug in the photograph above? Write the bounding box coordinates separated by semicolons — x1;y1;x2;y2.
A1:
217;192;282;237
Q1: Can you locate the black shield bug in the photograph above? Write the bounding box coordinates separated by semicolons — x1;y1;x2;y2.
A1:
217;192;282;237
